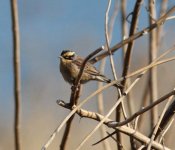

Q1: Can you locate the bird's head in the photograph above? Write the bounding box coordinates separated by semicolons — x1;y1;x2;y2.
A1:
59;50;76;61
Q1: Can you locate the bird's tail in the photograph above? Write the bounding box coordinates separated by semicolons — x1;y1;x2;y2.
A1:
96;75;123;89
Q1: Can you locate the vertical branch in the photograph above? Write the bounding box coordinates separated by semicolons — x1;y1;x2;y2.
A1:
148;0;158;128
60;85;82;150
120;0;135;116
105;0;125;149
156;0;168;47
121;0;128;55
97;63;111;150
97;1;119;149
10;0;21;150
105;0;117;79
121;0;143;90
121;0;143;149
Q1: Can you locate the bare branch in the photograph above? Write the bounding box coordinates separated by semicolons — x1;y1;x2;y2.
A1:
10;0;21;150
104;0;123;149
148;0;159;130
147;94;174;149
60;85;82;150
121;0;143;88
90;6;175;64
57;100;170;150
155;98;175;140
108;89;175;127
120;1;143;148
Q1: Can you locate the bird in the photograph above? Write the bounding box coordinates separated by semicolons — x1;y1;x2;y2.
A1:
59;50;122;89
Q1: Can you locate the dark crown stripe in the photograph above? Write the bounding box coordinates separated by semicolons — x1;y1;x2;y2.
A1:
61;50;72;56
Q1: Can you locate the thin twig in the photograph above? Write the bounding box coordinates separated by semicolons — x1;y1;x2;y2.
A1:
156;0;168;47
108;89;175;127
147;93;174;149
97;0;119;149
105;0;118;80
155;98;175;140
10;0;21;150
106;131;126;150
90;6;175;64
158;118;174;143
105;0;123;149
60;85;82;150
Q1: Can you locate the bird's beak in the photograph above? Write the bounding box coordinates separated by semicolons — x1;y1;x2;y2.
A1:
58;56;63;59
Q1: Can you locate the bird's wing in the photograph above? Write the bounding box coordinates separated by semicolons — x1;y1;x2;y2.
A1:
73;57;101;75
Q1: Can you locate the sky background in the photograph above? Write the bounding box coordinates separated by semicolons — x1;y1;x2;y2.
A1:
0;0;175;150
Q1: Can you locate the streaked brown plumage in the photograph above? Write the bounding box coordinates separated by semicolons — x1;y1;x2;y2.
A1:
59;50;121;88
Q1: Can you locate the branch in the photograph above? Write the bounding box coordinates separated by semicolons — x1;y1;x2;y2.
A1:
121;0;143;88
60;85;82;150
148;0;159;131
105;0;123;149
120;1;143;148
57;100;170;150
107;89;175;127
90;6;175;64
147;94;174;149
10;0;21;150
155;98;175;140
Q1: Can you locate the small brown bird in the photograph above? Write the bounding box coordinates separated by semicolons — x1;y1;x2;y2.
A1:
59;50;122;88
